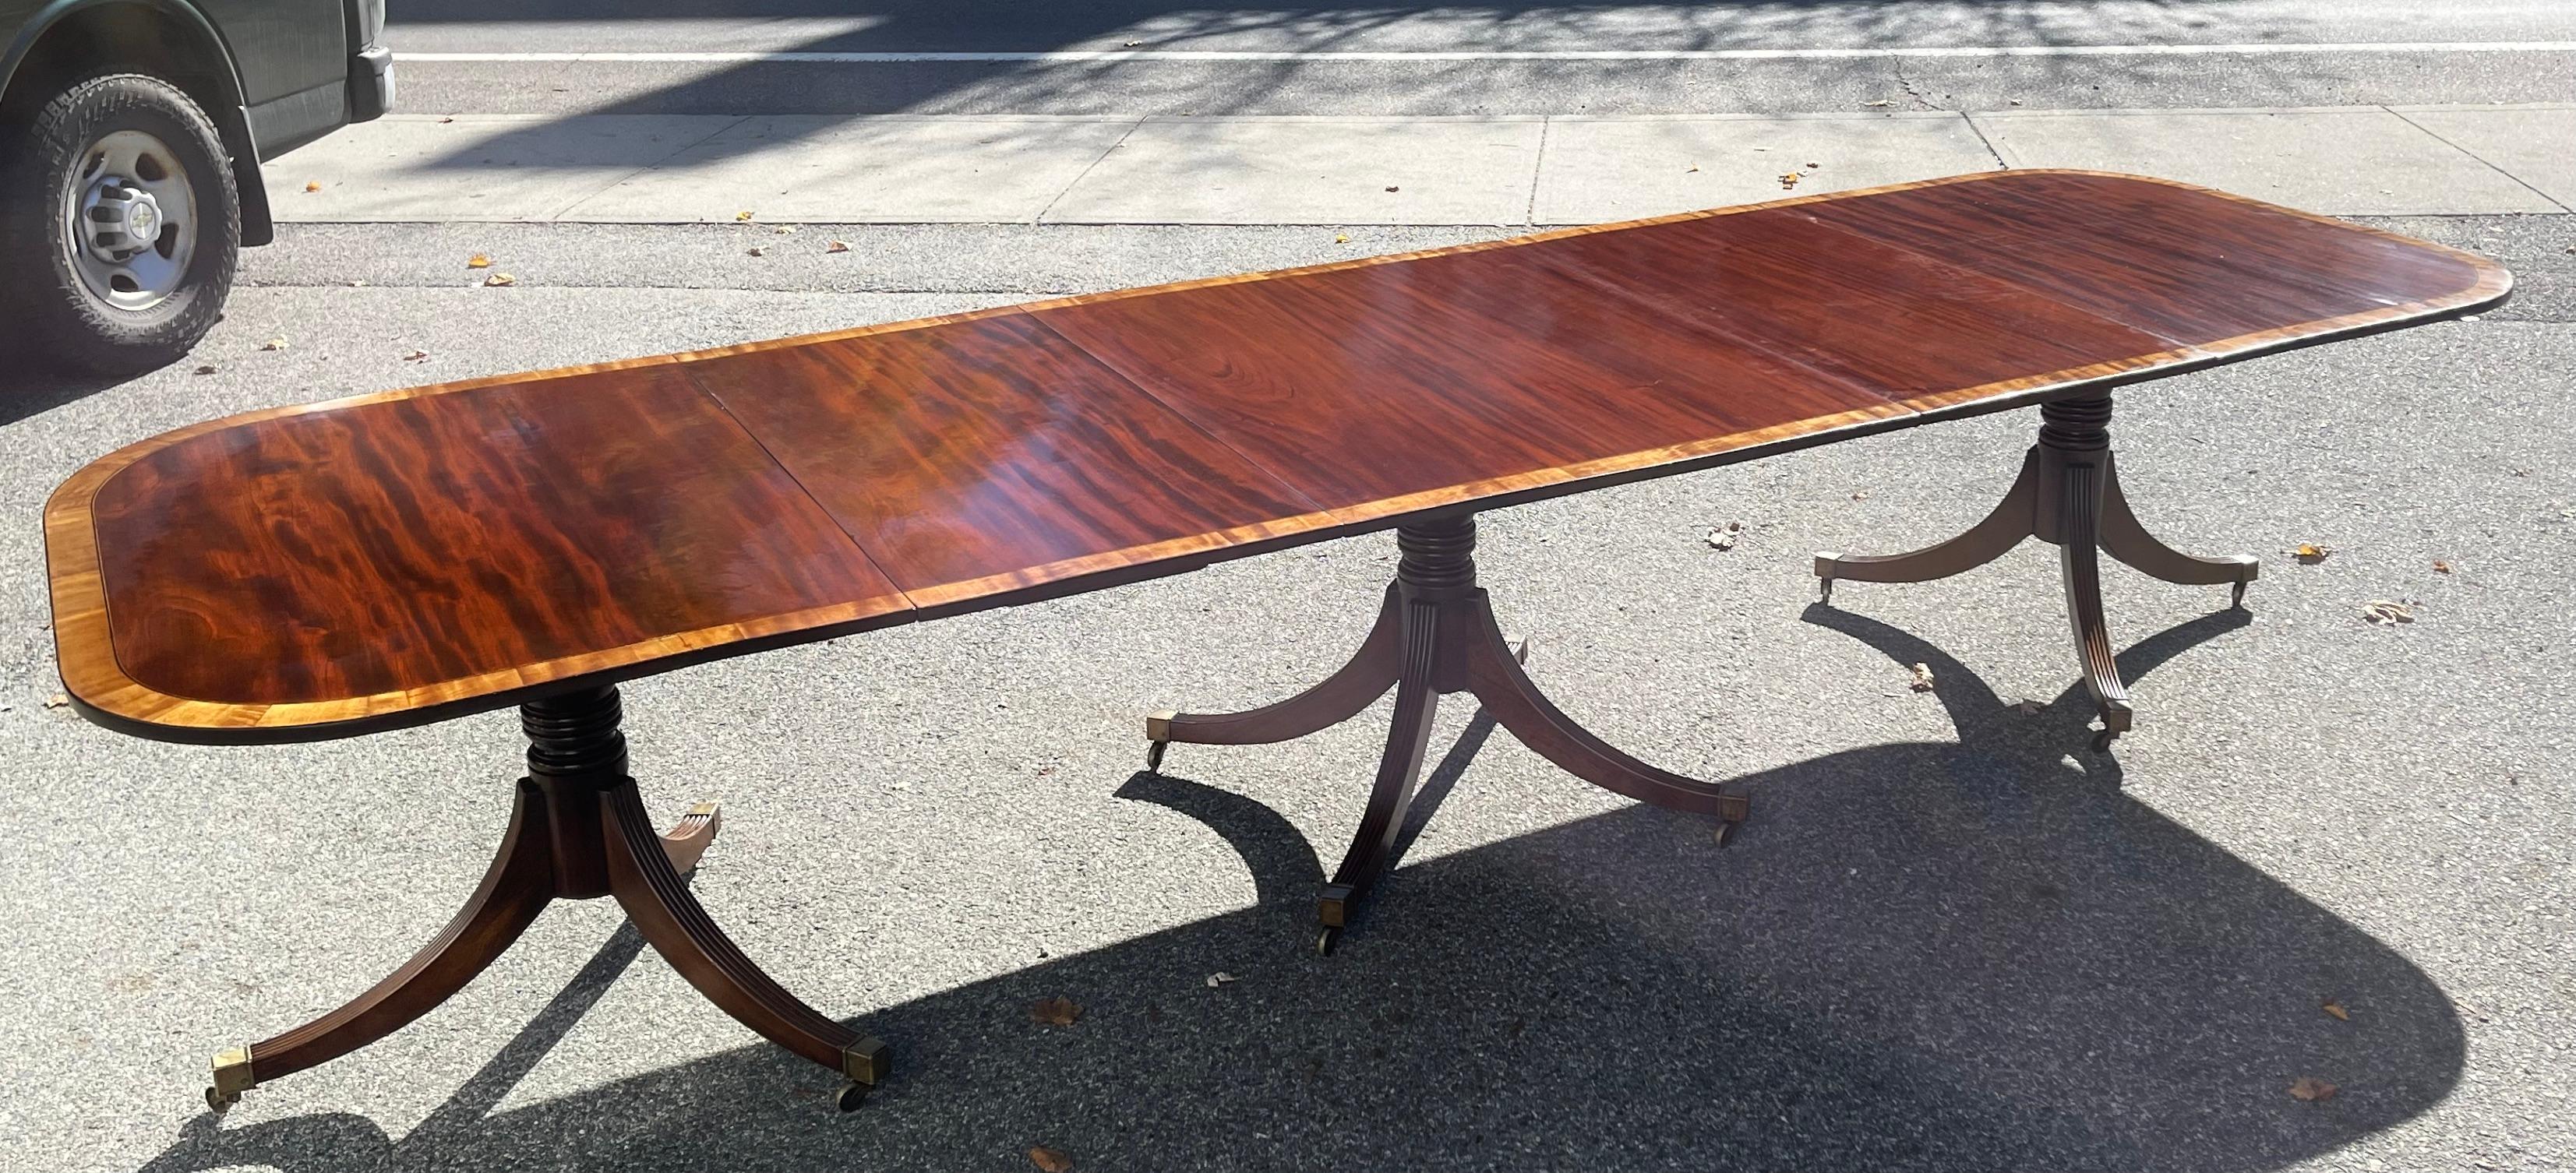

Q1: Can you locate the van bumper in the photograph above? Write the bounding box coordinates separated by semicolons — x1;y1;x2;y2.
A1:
348;45;393;122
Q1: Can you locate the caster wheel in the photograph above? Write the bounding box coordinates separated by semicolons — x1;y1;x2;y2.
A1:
1713;819;1739;847
2090;729;2119;754
2230;581;2250;610
1818;578;1836;605
833;1080;870;1111
1145;740;1168;773
203;1086;237;1115
1315;926;1341;956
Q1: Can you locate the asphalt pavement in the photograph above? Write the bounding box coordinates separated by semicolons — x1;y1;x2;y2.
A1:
3;3;2573;1171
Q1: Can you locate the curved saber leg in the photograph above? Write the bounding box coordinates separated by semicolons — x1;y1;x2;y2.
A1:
1147;586;1403;771
1816;449;2041;603
1462;603;1748;837
599;784;888;1110
2059;460;2136;751
1314;599;1442;956
206;783;556;1113
2098;455;2260;607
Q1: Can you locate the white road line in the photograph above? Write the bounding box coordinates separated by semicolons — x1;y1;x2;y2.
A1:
401;42;2576;64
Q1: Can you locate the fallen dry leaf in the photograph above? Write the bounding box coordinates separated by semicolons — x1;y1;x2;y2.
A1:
482;272;517;287
1805;160;1821;169
746;246;766;257
466;253;492;269
1685;164;1700;173
2432;559;2454;575
1205;971;1237;988
772;225;795;234
2361;599;2415;626
259;336;288;351
1851;491;1870;501
1029;995;1082;1027
401;349;429;362
1029;1146;1075;1172
302;180;321;193
825;239;851;253
2294;543;2331;565
192;365;217;375
1705;520;1742;551
2288;1076;2338;1102
44;693;69;710
1333;234;1350;244
1384;185;1399;192
1778;171;1802;189
734;210;754;222
2322;1000;2350;1021
1908;663;1936;692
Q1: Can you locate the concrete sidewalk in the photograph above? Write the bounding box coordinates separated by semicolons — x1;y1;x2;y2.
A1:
264;104;2576;225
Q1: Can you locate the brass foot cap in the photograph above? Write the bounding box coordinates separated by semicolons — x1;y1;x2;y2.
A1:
1316;883;1354;928
206;1045;254;1112
1144;711;1176;741
842;1037;891;1086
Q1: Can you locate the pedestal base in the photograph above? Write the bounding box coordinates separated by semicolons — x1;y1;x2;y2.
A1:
204;685;884;1114
1146;516;1745;951
1816;393;2257;749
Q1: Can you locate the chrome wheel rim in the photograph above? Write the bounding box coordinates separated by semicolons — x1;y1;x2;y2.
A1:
64;129;196;312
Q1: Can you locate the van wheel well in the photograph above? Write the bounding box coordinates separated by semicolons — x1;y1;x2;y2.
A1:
2;3;271;244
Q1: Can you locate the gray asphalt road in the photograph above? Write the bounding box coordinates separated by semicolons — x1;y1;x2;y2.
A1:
382;0;2576;116
2;219;2571;1171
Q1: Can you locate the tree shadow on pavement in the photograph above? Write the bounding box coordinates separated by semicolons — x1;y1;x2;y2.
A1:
136;604;2460;1171
394;0;2144;164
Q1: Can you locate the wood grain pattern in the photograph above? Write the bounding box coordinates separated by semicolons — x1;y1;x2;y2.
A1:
64;365;906;734
1523;207;2186;413
684;313;1339;611
44;171;2511;741
1033;239;1909;517
1798;171;2493;350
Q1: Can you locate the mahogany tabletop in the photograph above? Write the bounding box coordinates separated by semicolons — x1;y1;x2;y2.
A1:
44;170;2510;743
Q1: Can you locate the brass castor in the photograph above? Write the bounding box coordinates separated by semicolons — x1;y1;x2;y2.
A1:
203;1085;239;1115
834;1080;870;1111
1314;925;1341;956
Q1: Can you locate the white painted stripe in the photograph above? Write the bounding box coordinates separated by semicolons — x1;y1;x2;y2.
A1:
400;41;2576;64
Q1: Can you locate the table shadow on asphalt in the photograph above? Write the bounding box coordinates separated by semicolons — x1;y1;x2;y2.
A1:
135;606;2461;1171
